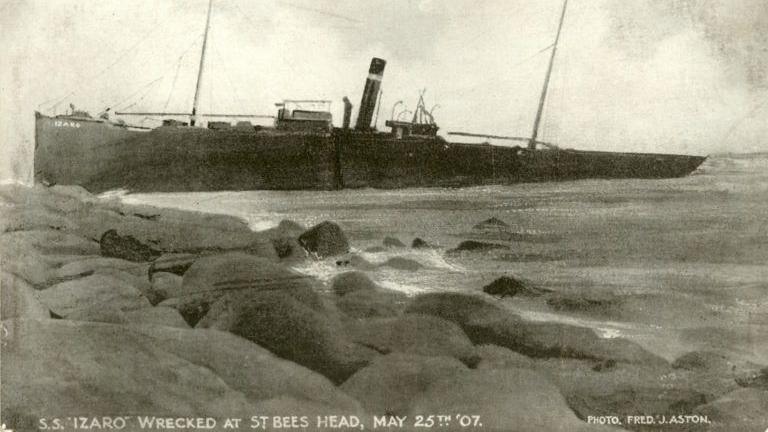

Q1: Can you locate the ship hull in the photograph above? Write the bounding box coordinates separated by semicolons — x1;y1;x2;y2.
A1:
34;113;706;193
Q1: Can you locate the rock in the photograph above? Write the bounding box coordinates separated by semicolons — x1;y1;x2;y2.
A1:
472;217;509;230
0;205;76;233
533;357;738;425
271;236;308;260
673;351;764;382
0;272;50;320
298;221;349;258
341;353;466;416
546;291;622;316
0;319;253;429
100;229;161;262
0;244;76;287
54;256;148;280
198;290;375;384
38;274;151;317
0;228;99;257
150;253;198;276
690;388;768;432
474;344;536;370
482;276;549;298
411;237;434;249
150;271;184;301
337;288;407;319
331;271;378;296
379;257;423;271
449;240;509;253
75;203;276;257
1;318;360;431
408;368;615;432
349;314;478;365
738;367;768;390
91;267;158;304
260;219;306;239
67;303;129;324
124;306;190;328
131;324;362;411
174;252;318;325
405;292;507;327
383;236;406;248
406;292;665;365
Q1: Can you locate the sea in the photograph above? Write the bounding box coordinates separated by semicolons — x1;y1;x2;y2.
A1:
120;154;768;365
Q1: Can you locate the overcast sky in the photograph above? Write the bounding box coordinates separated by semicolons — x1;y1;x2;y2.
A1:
1;0;766;182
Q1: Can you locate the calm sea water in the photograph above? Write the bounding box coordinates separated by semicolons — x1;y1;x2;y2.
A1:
120;155;768;364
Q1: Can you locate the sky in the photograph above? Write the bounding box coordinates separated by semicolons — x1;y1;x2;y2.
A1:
1;0;766;182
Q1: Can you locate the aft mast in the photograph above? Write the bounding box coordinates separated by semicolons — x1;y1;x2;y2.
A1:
191;0;214;127
529;0;568;149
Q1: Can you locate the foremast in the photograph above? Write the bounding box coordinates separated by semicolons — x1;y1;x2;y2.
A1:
529;0;568;149
191;0;214;127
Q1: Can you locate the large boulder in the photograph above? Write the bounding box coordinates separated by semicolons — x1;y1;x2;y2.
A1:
0;319;253;430
172;252;317;325
150;253;198;276
99;229;161;262
0;319;360;431
0;205;76;233
149;271;184;301
379;256;423;271
482;276;549;298
260;220;308;261
124;306;190;328
383;236;406;248
534;358;719;425
545;290;623;317
0;272;49;320
408;368;619;432
405;292;507;327
689;388;768;432
66;303;129;324
336;288;408;319
38;274;151;317
298;221;349;258
349;314;478;365
341;353;467;416
406;292;665;365
474;344;537;370
76;203;274;255
0;228;99;257
331;271;379;297
198;289;375;384
54;256;148;279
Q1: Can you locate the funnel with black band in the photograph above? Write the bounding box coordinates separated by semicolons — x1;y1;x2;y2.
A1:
355;57;386;131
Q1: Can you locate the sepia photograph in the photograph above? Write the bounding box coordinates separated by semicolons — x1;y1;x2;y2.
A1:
1;0;766;431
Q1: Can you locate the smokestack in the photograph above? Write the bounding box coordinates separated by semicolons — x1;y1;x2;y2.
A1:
342;97;353;130
355;57;386;131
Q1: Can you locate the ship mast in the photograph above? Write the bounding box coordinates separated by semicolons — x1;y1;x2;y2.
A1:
529;0;568;149
191;0;214;127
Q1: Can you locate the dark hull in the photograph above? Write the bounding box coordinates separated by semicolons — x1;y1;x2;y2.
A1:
34;113;706;193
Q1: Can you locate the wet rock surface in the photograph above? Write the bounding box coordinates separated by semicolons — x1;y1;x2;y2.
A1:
298;221;350;258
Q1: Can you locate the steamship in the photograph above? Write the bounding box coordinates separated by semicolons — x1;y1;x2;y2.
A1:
34;0;705;194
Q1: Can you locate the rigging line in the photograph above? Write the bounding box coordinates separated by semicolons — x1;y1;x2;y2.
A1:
162;35;205;111
39;15;166;110
119;81;163;112
111;76;165;111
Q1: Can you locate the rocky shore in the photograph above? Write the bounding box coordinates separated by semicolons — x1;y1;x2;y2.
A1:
1;184;766;431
